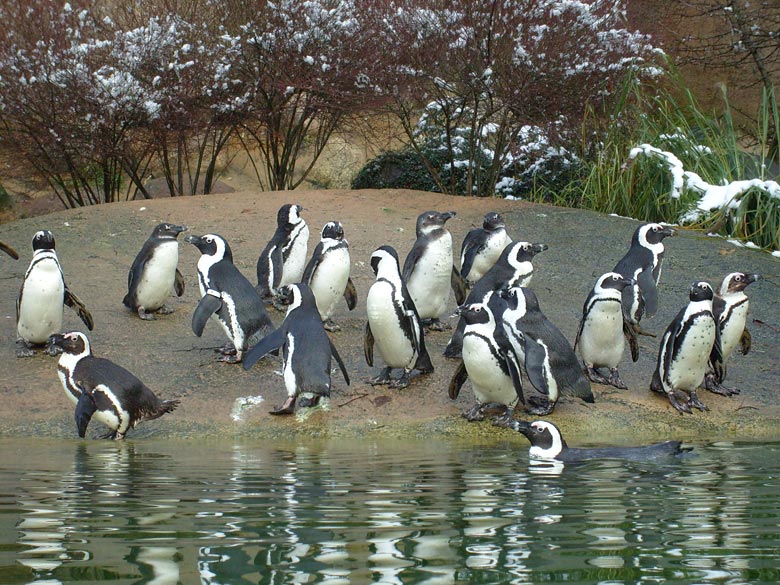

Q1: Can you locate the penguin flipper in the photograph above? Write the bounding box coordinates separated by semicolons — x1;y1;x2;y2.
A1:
174;268;185;297
0;241;19;259
448;359;468;400
75;392;97;438
451;265;467;306
623;318;639;362
504;348;526;405
192;292;223;337
343;277;357;310
740;328;751;355
401;243;424;282
709;322;725;384
637;268;658;317
522;335;551;397
64;287;94;331
301;242;324;284
242;328;285;371
329;340;350;385
363;322;375;367
270;245;284;291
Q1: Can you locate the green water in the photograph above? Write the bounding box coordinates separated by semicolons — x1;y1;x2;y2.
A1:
1;437;779;584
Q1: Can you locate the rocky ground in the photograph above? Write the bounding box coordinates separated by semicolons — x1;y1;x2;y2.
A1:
0;188;778;446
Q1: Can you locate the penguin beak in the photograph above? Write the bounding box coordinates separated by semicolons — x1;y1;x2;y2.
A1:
46;334;65;351
533;243;549;254
183;234;201;245
497;418;532;436
172;225;189;235
746;274;760;285
662;227;677;238
442;211;456;222
276;286;293;305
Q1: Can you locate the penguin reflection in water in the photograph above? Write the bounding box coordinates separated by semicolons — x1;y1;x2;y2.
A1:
49;332;179;440
243;283;350;415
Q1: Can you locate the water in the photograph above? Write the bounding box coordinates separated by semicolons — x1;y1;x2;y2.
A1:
1;437;779;584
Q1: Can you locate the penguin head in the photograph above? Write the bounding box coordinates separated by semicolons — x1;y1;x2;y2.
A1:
278;204;305;229
482;212;506;231
460;302;493;326
638;223;676;246
370;245;399;276
689;281;714;302
47;331;92;357
596;272;633;293
321;221;344;241
277;283;315;312
184;234;232;262
507;241;547;265
416;210;455;236
508;419;568;459
31;230;55;251
499;286;527;313
151;223;188;239
719;272;760;295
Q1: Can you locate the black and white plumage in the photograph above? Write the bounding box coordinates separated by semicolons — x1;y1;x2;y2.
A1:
256;204;309;302
448;300;524;423
243;283;349;415
1;241;18;259
705;272;760;396
185;233;274;363
502;419;691;462
498;286;594;415
460;211;512;286
613;223;676;334
123;222;188;320
444;241;547;359
575;272;638;389
16;230;94;358
402;210;467;330
651;281;722;414
301;221;357;331
49;332;179;440
365;245;434;389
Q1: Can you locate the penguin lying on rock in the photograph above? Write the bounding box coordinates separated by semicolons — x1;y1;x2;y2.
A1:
459;212;512;287
502;419;692;462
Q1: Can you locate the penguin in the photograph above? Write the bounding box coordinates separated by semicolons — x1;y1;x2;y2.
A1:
365;245;434;389
256;204;309;302
185;233;274;363
650;281;722;414
459;211;512;286
48;331;180;440
444;241;547;358
497;286;594;415
243;283;349;414
612;223;677;335
402;210;467;330
16;230;94;358
501;419;691;462
300;221;357;331
448;300;524;423
705;272;760;396
574;272;639;389
123;222;188;320
1;241;18;259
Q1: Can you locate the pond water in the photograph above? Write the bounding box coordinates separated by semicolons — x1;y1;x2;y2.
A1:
1;436;779;584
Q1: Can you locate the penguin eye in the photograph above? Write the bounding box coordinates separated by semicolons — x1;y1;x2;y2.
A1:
734;275;742;281
652;225;660;232
165;224;171;230
205;236;213;243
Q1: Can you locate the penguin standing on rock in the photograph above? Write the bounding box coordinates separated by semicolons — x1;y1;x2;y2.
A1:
459;212;512;286
16;230;93;358
575;272;638;389
123;223;188;320
402;210;467;331
186;233;274;363
301;221;357;331
48;331;180;440
651;281;722;414
365;245;434;389
256;204;309;303
243;283;350;415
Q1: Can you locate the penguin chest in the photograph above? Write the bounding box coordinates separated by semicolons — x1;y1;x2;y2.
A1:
407;238;453;319
463;332;517;406
367;282;416;368
578;298;625;367
310;249;350;320
720;300;749;360
57;355;83;404
135;242;179;310
668;315;715;390
281;224;309;285
17;260;65;343
468;233;511;283
91;385;129;434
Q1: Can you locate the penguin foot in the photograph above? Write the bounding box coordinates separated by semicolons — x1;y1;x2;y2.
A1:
704;373;740;396
688;390;709;412
666;390;693;414
99;429;119;440
389;372;411;389
526;396;554;416
462;403;486;422
137;307;157;320
216;343;237;356
369;367;393;386
16;340;36;358
44;343;63;357
424;319;451;331
584;366;610;386
156;305;176;315
270;396;296;415
298;395;322;408
217;353;242;364
323;319;341;332
607;368;629;390
491;408;514;427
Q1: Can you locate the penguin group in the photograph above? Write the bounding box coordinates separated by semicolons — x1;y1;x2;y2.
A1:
1;201;764;444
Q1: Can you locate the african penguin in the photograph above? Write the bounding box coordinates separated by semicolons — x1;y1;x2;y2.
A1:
498;286;594;415
365;245;434;389
459;212;512;286
501;419;691;462
1;241;18;259
650;281;721;414
16;230;94;358
123;222;188;320
705;272;760;396
49;331;179;440
574;272;638;389
301;221;357;331
448;300;524;423
613;223;676;335
186;233;274;363
444;241;547;358
402;210;467;330
256;204;309;303
243;283;349;414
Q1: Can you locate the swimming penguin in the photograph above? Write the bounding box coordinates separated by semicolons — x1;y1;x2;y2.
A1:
365;245;434;389
574;272;639;389
301;221;357;331
498;286;594;415
242;283;350;414
186;233;274;363
613;223;677;335
448;300;524;423
650;281;722;414
16;230;94;358
1;241;18;259
459;212;512;286
501;419;691;462
256;204;309;303
444;241;548;358
402;210;467;330
48;331;180;440
123;223;188;320
705;272;760;396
